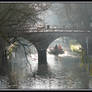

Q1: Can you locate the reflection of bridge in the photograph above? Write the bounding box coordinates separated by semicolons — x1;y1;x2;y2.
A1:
8;29;92;72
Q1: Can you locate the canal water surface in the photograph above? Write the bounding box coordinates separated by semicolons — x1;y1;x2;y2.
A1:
0;51;91;89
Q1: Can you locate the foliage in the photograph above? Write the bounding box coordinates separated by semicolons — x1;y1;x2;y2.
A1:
64;3;91;30
7;42;18;58
52;3;92;30
0;3;50;67
0;3;50;44
79;47;92;76
70;44;82;53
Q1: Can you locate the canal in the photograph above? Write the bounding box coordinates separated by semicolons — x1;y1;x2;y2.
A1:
0;50;91;89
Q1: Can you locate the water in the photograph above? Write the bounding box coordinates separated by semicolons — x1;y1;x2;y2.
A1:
0;51;92;89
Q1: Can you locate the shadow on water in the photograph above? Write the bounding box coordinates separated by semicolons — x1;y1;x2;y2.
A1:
34;64;54;78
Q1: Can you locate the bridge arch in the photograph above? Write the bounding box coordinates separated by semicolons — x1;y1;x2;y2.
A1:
46;36;86;71
8;37;38;77
47;36;87;51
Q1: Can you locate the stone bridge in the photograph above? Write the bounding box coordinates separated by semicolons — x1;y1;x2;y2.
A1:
7;29;92;72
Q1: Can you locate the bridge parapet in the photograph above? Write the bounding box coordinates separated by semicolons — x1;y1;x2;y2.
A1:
6;28;92;46
6;27;91;34
7;28;91;35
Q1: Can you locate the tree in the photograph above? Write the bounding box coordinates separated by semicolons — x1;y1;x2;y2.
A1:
0;3;51;42
64;3;92;30
0;2;51;75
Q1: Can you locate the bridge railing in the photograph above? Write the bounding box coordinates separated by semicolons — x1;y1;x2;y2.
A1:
6;27;91;36
22;28;91;33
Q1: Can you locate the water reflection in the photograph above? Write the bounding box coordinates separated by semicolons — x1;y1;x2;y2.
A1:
18;51;89;89
0;50;90;89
